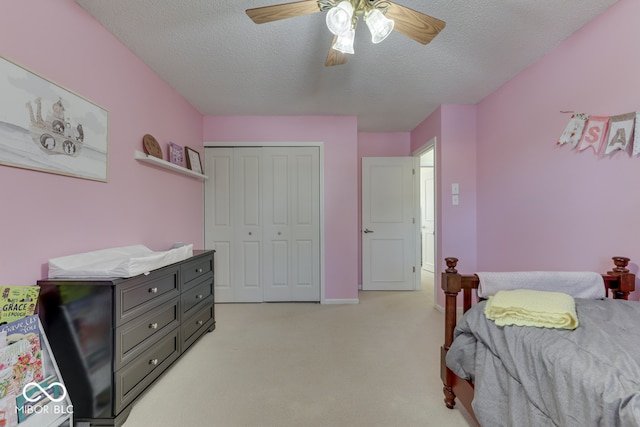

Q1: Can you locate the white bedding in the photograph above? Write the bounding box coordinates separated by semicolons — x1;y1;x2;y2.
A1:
476;271;605;299
48;244;194;278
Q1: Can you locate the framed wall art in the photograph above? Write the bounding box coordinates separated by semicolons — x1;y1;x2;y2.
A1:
0;55;109;182
185;147;203;174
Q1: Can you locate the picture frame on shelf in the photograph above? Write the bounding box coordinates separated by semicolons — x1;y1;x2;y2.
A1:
185;147;203;174
168;142;184;167
0;54;109;182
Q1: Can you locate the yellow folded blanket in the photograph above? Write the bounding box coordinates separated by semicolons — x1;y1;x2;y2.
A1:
484;289;579;330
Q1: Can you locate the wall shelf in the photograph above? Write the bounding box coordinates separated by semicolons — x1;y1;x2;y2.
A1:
134;151;208;180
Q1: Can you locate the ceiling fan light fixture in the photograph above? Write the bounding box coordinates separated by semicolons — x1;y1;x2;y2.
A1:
326;1;354;36
365;8;394;44
332;28;355;54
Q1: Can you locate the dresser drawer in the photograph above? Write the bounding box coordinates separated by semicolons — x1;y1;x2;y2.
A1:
114;327;180;414
116;267;180;325
181;255;213;290
181;297;214;351
115;299;180;370
181;276;213;317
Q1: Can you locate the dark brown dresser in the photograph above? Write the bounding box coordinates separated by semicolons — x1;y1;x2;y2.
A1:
37;250;215;427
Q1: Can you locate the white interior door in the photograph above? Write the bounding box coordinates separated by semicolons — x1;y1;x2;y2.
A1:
421;165;435;272
233;148;263;302
263;147;320;301
204;148;234;302
205;146;320;303
362;157;416;290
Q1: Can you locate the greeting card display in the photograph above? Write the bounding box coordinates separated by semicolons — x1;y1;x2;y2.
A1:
168;142;184;167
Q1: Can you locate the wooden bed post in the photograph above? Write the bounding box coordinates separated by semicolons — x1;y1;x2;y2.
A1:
441;257;461;409
607;256;635;299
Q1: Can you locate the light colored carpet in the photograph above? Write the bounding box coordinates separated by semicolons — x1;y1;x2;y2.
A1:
124;273;474;427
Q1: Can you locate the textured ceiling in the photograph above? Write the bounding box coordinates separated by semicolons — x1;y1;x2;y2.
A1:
75;0;619;132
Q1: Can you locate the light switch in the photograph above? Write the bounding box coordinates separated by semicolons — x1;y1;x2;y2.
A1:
452;183;459;195
452;195;459;205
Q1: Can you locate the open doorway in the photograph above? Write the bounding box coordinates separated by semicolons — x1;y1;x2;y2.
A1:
414;142;436;298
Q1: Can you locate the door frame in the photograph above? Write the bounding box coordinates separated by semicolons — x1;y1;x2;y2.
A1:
412;138;437;298
204;141;326;303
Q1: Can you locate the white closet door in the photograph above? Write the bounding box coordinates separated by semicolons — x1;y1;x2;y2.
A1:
204;148;234;302
233;148;263;302
263;147;320;302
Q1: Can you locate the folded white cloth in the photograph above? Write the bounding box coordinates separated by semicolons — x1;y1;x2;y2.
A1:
476;271;605;299
48;244;194;278
484;289;579;330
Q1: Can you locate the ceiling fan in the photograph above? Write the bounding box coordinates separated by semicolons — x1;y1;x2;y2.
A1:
246;0;445;66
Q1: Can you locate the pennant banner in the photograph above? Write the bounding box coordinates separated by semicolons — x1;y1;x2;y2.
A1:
557;113;589;147
605;113;635;155
577;116;609;153
557;110;639;157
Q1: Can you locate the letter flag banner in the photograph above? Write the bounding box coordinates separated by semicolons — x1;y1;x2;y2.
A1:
557;111;639;157
577;116;609;153
557;113;589;147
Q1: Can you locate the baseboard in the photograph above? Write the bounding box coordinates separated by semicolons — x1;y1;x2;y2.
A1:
322;298;360;305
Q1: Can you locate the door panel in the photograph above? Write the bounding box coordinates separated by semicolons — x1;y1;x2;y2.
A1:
263;147;320;301
290;148;320;301
204;149;234;302
234;148;263;302
362;157;415;290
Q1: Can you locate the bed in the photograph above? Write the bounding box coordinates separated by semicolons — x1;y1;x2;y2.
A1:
440;256;638;426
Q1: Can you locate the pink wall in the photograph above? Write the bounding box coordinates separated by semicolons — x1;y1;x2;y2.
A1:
357;132;411;285
440;105;478;272
0;0;204;285
412;106;478;306
202;116;359;300
475;0;639;297
3;0;635;304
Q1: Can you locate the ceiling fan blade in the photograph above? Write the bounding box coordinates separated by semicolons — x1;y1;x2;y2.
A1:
246;0;321;24
385;2;446;45
325;36;349;67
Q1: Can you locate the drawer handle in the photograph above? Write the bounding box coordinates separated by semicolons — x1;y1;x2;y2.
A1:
196;320;204;326
149;323;158;329
196;294;204;300
149;287;158;294
196;268;203;273
149;358;159;366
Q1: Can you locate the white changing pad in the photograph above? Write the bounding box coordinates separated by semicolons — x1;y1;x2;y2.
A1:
48;244;194;278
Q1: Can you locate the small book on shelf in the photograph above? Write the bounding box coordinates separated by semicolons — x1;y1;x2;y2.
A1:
0;315;45;400
0;286;39;325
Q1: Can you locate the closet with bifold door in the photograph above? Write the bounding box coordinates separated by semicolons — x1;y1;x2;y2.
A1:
204;146;320;303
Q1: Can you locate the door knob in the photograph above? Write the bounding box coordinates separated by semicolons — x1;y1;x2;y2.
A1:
363;229;374;234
